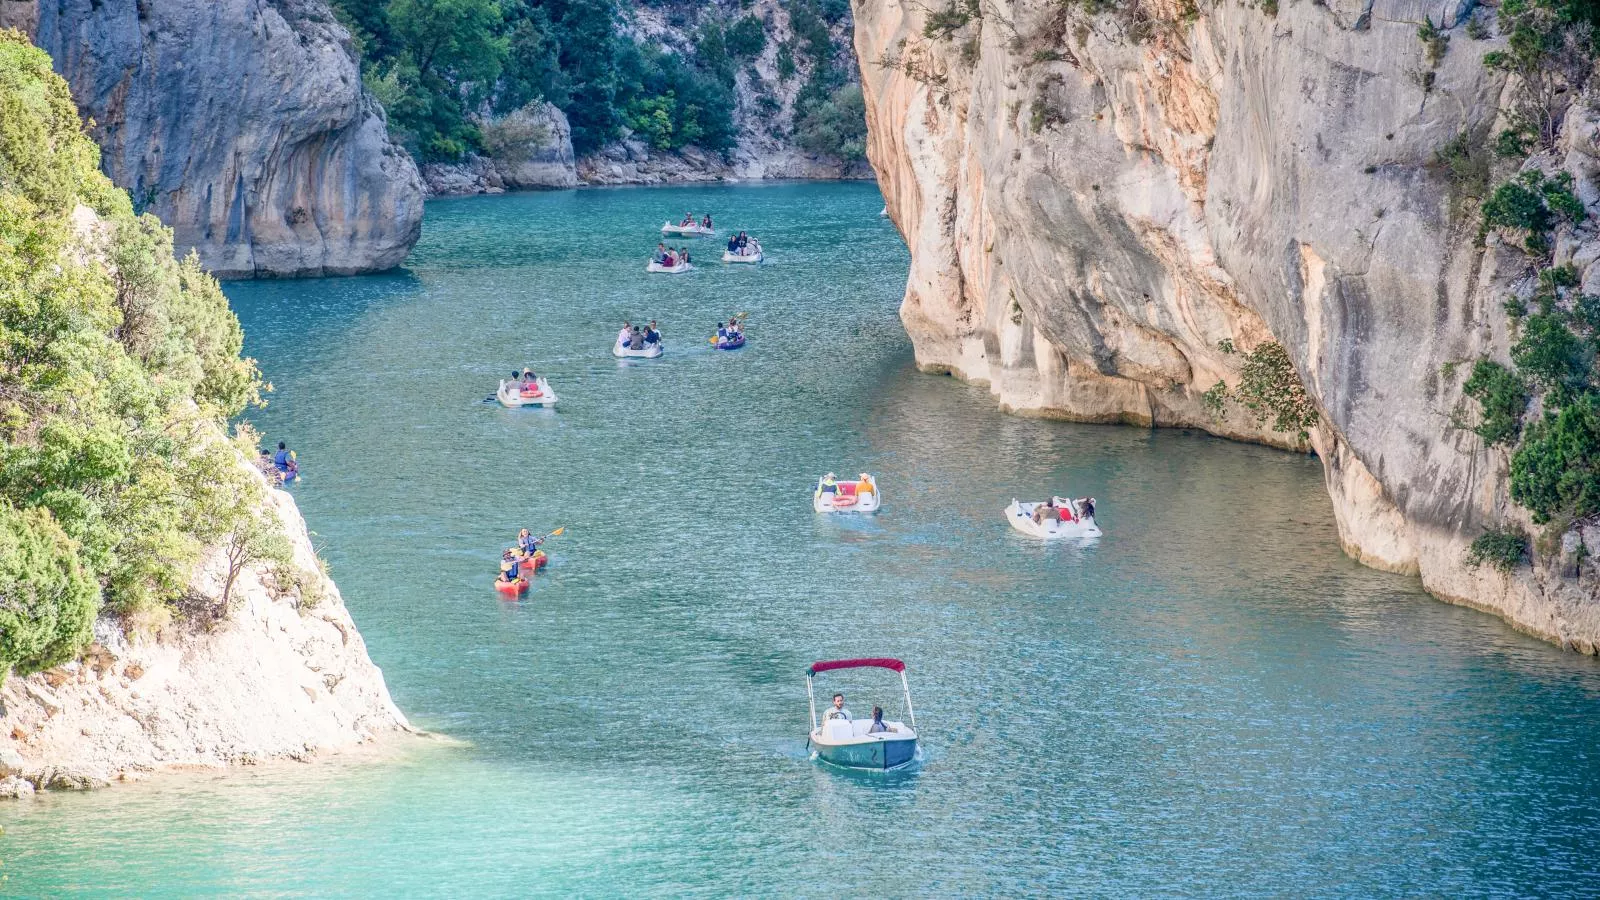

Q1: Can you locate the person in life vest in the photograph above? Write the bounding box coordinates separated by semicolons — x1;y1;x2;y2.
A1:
272;441;292;470
517;529;542;558
645;321;661;345
500;549;521;580
820;473;838;495
857;474;874;494
715;322;727;342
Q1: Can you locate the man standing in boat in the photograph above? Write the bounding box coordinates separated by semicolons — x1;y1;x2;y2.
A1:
825;693;851;722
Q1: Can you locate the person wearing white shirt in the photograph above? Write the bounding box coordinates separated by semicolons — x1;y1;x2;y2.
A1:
825;693;852;722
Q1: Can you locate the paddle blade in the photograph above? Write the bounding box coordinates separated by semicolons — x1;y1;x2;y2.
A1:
550;527;565;537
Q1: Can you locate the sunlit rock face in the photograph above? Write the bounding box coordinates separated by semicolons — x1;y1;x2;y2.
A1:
11;0;423;276
853;0;1600;650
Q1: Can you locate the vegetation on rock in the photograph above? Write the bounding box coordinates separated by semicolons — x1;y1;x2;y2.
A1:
0;31;290;679
1206;341;1319;441
331;0;863;162
1466;526;1530;572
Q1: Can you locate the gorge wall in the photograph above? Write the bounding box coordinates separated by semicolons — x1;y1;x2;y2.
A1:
853;0;1600;649
1;0;424;277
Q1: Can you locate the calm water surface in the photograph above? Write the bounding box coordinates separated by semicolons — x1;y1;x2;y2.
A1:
4;182;1599;896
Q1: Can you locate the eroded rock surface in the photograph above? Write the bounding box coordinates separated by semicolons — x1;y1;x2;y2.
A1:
10;0;423;276
854;0;1600;649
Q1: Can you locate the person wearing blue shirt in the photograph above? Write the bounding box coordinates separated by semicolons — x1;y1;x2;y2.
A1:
272;441;290;470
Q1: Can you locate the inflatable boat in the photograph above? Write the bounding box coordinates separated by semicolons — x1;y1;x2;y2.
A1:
646;260;694;274
497;377;557;408
806;658;918;771
662;221;714;236
814;473;880;513
722;250;763;264
613;339;665;358
1005;498;1101;539
712;332;745;350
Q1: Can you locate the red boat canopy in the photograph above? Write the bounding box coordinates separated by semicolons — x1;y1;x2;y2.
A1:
807;658;906;676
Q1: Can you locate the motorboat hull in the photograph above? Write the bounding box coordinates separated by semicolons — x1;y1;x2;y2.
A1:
613;342;665;358
722;251;763;264
646;261;694;274
809;726;917;771
1006;500;1101;538
662;222;714;236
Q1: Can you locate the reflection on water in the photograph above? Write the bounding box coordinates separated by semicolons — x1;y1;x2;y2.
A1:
3;183;1599;896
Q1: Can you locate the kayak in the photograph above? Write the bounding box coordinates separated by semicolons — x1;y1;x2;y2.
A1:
494;577;529;596
614;340;665;358
712;333;745;350
646;260;694;274
662;221;714;236
722;250;763;264
813;473;881;513
1005;498;1102;539
497;377;557;408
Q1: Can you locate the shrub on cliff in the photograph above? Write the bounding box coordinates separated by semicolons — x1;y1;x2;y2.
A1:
1461;359;1530;445
1510;394;1600;524
0;30;286;670
0;503;96;681
1465;526;1530;572
795;83;868;161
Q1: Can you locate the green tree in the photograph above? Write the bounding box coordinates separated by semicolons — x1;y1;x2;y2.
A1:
1510;394;1600;523
795;83;868;161
0;503;96;681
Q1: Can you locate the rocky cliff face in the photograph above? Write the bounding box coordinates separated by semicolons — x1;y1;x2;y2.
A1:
0;481;410;798
4;0;424;277
854;0;1600;649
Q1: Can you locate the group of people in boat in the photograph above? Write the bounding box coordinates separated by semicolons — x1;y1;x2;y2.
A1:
818;473;875;496
619;320;663;350
654;243;692;267
510;369;541;390
714;318;744;342
823;692;899;734
1030;496;1096;525
725;231;761;257
496;528;548;586
678;212;712;229
258;440;299;484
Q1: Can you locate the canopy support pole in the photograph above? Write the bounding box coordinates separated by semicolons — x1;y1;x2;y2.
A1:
901;671;916;730
806;674;817;732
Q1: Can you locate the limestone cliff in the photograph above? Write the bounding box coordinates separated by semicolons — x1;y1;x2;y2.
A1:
3;0;424;277
853;0;1600;649
0;480;410;798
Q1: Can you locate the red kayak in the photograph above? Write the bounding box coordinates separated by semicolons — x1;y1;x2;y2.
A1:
494;577;529;596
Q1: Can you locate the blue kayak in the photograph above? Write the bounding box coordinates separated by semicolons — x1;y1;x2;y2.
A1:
714;334;745;350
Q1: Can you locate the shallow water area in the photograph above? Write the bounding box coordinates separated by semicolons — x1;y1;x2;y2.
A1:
4;182;1600;895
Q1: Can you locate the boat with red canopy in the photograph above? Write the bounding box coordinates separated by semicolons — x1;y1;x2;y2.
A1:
805;658;919;770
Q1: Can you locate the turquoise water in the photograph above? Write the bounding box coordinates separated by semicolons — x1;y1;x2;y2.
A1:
5;182;1600;895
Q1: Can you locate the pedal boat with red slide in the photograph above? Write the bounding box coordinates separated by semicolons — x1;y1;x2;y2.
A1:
805;658;919;771
1006;497;1101;539
813;473;880;513
497;376;558;408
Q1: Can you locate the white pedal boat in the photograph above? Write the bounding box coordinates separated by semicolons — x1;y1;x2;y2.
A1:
814;473;880;513
806;658;918;771
722;250;763;264
646;260;694;274
497;377;557;408
613;339;664;359
1006;497;1101;539
662;221;714;236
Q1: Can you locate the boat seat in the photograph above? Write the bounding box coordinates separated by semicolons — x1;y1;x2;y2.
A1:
826;720;855;740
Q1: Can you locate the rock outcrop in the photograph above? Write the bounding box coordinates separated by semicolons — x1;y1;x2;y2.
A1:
854;0;1600;649
6;0;424;277
0;482;410;794
423;102;580;196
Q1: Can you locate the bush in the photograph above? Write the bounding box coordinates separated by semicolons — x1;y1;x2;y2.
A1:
1482;169;1585;249
725;15;767;58
0;504;97;681
794;83;868;161
1511;312;1587;390
1510;394;1600;523
1430;131;1490;219
1465;527;1529;572
1235;342;1319;439
1462;359;1530;445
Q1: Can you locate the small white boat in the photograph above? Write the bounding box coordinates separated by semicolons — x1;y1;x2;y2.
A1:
613;339;664;359
497;377;557;408
662;221;714;236
879;206;889;217
1005;497;1101;539
722;250;764;264
646;260;694;274
814;473;880;513
806;658;918;771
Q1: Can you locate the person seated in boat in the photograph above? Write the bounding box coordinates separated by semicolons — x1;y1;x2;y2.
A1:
856;474;874;494
680;212;695;226
736;231;749;251
825;693;851;722
501;549;521;580
867;707;894;734
644;321;661;345
1032;500;1054;525
1079;497;1096;519
495;567;521;589
629;326;645;350
702;214;712;229
619;322;633;346
517;528;542;556
680;246;691;264
820;473;838;494
727;235;739;254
